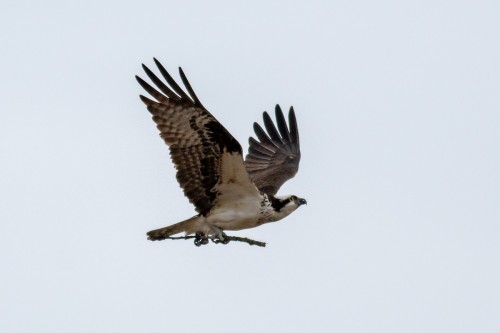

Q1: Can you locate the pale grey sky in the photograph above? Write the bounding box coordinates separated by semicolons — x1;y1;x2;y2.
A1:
1;0;499;332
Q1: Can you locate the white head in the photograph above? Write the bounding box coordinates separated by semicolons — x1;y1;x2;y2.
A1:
270;194;307;220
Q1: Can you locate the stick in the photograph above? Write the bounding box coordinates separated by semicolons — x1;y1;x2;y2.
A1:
164;235;266;247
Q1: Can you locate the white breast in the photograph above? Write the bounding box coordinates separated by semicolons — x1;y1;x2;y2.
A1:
205;153;299;231
205;190;259;230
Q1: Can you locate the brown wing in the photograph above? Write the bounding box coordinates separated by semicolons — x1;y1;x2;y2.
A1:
244;105;301;195
136;58;244;215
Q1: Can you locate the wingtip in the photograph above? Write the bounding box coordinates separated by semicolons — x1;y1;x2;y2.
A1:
178;67;204;107
262;111;272;123
253;122;261;131
153;58;168;73
178;66;185;77
142;63;155;75
135;75;147;86
275;104;285;119
288;106;299;145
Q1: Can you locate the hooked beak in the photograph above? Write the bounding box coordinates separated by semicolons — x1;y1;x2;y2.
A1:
298;198;307;206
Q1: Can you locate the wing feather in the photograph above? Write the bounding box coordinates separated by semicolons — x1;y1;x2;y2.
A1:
137;59;257;215
153;58;192;102
249;137;275;155
136;76;169;103
288;106;300;145
275;105;291;142
141;64;181;101
263;112;284;145
248;144;273;158
253;122;280;148
244;105;301;195
178;67;204;108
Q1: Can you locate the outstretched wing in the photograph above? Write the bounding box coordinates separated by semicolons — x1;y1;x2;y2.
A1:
136;59;255;215
244;105;301;195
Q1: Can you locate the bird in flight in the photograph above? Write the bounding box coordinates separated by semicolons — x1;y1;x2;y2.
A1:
136;59;306;246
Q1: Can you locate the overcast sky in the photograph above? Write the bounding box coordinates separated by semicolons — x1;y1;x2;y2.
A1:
1;0;499;332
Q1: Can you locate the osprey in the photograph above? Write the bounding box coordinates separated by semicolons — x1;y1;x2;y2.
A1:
136;59;306;246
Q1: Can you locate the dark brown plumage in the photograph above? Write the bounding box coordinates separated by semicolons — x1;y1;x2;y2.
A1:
244;105;301;195
135;58;242;215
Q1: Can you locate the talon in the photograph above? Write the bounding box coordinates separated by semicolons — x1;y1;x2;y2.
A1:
194;232;208;247
211;231;230;245
210;235;223;244
219;232;230;244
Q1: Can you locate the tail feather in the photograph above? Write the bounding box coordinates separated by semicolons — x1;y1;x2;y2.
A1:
147;216;199;241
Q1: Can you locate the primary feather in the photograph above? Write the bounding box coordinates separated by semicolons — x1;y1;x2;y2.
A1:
245;105;301;195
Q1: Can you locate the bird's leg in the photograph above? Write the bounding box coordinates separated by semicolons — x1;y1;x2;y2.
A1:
210;227;230;245
194;232;209;247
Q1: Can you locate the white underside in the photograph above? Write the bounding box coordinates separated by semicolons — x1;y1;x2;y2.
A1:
210;152;263;230
182;153;299;235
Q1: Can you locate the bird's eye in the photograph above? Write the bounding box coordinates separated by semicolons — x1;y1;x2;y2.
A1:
290;195;297;201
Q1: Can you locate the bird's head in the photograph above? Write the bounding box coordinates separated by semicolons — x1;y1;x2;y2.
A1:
271;195;307;218
288;195;307;207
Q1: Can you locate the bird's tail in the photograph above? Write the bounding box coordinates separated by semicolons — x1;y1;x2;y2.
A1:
147;216;200;241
